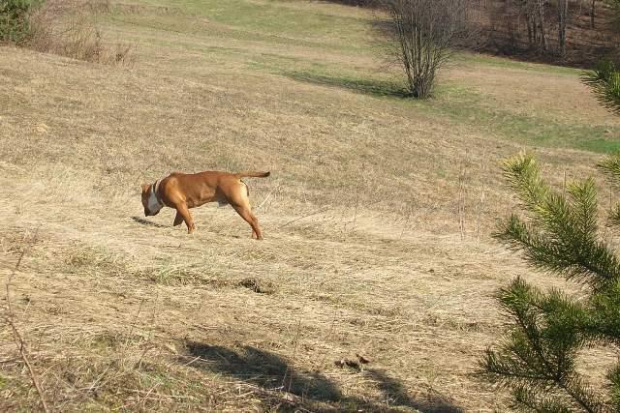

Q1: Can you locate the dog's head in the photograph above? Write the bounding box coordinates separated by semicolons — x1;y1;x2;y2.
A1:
141;183;162;217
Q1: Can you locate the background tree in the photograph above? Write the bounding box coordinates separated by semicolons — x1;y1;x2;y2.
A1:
514;0;548;52
557;0;568;56
375;0;470;98
517;0;567;56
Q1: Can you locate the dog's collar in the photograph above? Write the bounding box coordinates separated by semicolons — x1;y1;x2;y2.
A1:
152;180;163;204
147;180;164;214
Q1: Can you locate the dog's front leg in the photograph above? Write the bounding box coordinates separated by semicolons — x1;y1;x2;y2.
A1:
175;204;196;234
173;211;184;226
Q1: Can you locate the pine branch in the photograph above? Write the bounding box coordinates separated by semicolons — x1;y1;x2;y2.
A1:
482;277;606;413
609;204;620;227
583;61;620;115
597;154;620;228
496;214;620;289
496;215;565;271
502;153;549;213
495;280;571;382
497;154;620;289
513;385;573;413
567;179;598;241
608;365;620;412
557;374;608;413
514;378;607;413
587;287;620;342
482;349;552;386
597;154;620;185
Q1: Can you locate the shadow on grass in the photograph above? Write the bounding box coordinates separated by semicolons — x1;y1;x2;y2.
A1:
181;341;464;412
184;342;341;402
366;369;464;413
284;71;413;98
131;216;168;228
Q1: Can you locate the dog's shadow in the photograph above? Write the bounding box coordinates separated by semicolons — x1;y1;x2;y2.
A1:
131;216;168;228
132;216;251;239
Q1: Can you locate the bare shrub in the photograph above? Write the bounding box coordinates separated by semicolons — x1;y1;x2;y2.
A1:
25;0;132;65
376;0;470;98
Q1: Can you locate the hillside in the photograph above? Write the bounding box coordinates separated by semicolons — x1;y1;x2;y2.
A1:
1;1;619;411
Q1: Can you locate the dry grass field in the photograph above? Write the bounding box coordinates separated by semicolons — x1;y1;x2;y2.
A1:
1;1;620;411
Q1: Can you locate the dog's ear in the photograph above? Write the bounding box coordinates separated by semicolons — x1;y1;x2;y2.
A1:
141;183;150;193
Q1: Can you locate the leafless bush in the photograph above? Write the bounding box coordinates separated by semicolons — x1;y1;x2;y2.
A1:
376;0;470;98
26;0;132;65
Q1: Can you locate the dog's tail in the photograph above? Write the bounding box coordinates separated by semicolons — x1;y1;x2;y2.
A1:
236;171;271;179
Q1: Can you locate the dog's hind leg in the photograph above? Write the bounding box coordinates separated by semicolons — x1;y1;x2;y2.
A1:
226;180;263;239
173;211;184;226
232;205;262;240
175;204;196;234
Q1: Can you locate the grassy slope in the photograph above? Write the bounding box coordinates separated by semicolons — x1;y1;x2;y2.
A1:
1;0;618;411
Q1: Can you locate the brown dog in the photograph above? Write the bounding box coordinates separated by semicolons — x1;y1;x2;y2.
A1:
141;171;270;239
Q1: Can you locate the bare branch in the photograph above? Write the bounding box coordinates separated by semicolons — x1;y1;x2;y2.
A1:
3;228;49;413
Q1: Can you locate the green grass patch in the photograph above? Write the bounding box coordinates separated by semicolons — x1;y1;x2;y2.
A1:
456;53;583;77
127;0;372;51
429;86;620;153
274;63;620;154
106;7;373;59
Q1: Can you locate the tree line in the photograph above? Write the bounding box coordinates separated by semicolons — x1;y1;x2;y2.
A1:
333;0;618;64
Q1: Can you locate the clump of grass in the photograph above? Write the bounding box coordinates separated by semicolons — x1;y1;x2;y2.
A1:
63;246;127;276
238;277;277;294
143;265;209;285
